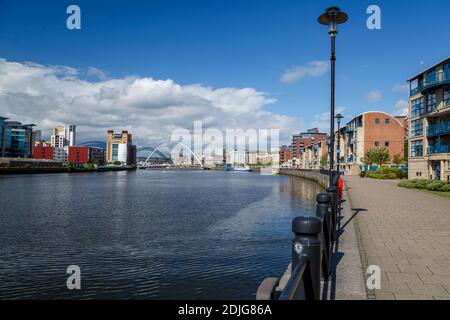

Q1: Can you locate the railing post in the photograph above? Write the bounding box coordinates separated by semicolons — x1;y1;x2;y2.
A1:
292;215;322;300
316;193;332;278
326;186;338;242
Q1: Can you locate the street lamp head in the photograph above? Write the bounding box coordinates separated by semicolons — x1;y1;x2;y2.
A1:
318;7;348;35
335;113;344;124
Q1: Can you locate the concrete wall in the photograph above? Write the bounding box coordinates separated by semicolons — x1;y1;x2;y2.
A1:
280;169;329;188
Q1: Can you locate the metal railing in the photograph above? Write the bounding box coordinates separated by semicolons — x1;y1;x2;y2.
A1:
428;144;450;154
410;70;450;96
428;121;450;137
256;174;340;300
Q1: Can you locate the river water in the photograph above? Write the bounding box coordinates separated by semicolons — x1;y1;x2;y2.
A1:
0;170;322;299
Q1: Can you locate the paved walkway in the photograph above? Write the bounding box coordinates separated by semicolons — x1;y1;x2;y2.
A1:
344;176;450;300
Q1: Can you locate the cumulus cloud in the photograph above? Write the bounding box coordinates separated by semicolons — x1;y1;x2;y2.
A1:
310;107;347;132
86;66;109;81
281;60;329;84
393;99;409;116
366;89;382;102
0;58;301;147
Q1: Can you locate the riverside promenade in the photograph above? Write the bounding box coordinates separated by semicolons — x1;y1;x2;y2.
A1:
344;176;450;300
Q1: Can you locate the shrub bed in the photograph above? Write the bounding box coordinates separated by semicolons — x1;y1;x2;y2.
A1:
365;167;407;180
398;180;450;192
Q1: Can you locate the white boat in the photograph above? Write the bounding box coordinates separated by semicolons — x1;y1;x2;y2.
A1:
233;166;251;172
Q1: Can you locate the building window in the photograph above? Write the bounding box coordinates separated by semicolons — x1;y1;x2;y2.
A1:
375;118;380;124
384;118;390;124
411;97;424;116
374;141;380;147
385;141;389;148
427;93;437;112
410;119;423;137
444;87;450;106
411;140;423;157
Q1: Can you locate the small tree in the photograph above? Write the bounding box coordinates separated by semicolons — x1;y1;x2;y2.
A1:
362;149;375;166
373;148;390;167
393;154;404;166
320;154;328;168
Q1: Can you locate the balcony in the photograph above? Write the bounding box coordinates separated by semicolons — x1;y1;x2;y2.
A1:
411;70;450;96
428;120;450;137
428;144;450;154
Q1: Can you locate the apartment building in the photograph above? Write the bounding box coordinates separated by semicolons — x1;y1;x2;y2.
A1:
51;125;76;148
298;139;328;170
291;128;328;167
336;111;405;175
407;57;450;181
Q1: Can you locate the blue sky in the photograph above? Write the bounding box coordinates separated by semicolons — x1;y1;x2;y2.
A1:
0;0;449;144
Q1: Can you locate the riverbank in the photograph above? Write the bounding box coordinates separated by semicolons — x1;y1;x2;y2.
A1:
279;169;329;188
0;165;136;175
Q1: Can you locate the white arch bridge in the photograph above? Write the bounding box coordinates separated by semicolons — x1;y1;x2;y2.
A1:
137;141;204;169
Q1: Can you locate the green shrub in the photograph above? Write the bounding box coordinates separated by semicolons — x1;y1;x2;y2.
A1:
426;181;444;191
398;181;416;188
438;183;450;192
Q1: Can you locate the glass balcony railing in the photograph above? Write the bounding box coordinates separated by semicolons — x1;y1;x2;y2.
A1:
428;121;450;137
427;144;450;154
411;70;450;96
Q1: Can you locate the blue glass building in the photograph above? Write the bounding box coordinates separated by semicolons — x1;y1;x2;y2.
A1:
0;116;35;158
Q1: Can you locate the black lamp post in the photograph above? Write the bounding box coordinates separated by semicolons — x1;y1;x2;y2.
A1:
318;7;348;188
335;113;344;173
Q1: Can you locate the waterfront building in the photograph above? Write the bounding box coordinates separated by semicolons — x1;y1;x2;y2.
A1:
51;125;76;148
53;147;68;163
106;130;136;165
407;57;450;181
33;146;54;160
298;139;328;170
279;145;293;164
335;111;406;175
227;150;248;165
291;128;328;167
0;116;35;158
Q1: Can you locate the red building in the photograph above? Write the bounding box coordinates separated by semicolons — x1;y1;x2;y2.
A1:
279;145;293;163
68;146;89;164
33;146;53;160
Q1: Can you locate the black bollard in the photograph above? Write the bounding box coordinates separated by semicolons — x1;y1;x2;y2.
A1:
291;215;322;300
326;186;338;242
316;193;332;278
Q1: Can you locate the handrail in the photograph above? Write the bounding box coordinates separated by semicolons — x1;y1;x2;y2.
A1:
278;257;309;300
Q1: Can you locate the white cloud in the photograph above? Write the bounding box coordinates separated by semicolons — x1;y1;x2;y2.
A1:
281;60;329;84
392;84;409;93
393;99;408;116
310;107;347;132
86;67;109;81
366;89;382;102
0;58;301;146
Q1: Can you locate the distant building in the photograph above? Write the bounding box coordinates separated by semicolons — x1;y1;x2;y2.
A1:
53;147;69;163
298;139;328;170
51;125;76;148
279;145;293;163
407;57;450;180
0;116;35;158
291;128;328;167
335;111;406;175
227;150;248;165
33;146;54;160
106;130;136;165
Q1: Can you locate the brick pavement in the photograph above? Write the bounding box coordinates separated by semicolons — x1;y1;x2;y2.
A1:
344;176;450;300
